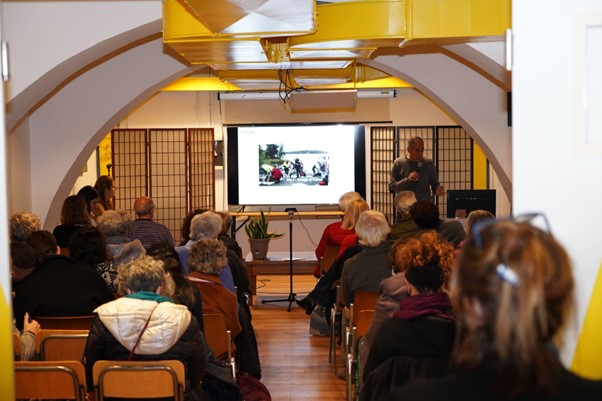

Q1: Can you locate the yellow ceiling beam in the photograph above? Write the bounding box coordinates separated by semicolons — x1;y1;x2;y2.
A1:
160;77;240;92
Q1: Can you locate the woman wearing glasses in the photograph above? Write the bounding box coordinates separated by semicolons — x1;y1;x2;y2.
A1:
383;218;602;400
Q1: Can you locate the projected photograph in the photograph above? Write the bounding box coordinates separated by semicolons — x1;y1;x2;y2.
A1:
258;143;330;186
229;125;364;205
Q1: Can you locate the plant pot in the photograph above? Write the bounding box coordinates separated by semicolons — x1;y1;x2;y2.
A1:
249;238;270;260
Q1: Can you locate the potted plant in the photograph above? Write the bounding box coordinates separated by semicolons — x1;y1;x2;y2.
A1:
245;209;283;259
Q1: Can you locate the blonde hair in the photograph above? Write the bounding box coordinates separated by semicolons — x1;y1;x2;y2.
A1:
355;210;390;247
188;239;228;276
10;212;41;242
452;220;574;397
338;191;362;212
341;199;370;230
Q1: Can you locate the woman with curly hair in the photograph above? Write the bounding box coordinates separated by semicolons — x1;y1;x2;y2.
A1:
361;231;456;401
383;218;602;401
187;239;241;340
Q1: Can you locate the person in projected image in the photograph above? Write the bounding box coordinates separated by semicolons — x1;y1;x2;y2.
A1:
388;137;444;222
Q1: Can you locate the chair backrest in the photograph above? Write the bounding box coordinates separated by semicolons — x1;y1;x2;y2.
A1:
352;291;380;323
34;315;96;330
355;309;375;338
13;332;22;360
93;360;185;401
14;360;87;400
36;329;89;361
320;244;341;275
203;313;231;360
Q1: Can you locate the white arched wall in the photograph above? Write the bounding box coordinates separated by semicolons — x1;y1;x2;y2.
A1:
9;35;201;228
366;49;513;201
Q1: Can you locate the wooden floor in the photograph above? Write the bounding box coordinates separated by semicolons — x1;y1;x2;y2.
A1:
251;274;346;401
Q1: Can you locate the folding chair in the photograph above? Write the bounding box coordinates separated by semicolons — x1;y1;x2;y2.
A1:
203;313;236;378
320;244;340;277
93;360;185;401
329;284;343;372
34;315;96;330
36;329;89;361
14;360;87;401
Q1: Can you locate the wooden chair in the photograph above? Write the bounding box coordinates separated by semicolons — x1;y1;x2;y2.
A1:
320;244;340;276
36;329;89;361
34;315;96;330
345;291;379;401
93;360;185;401
203;313;236;378
13;332;22;360
14;360;87;401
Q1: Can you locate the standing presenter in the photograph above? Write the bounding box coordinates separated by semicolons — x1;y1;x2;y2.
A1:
388;136;445;203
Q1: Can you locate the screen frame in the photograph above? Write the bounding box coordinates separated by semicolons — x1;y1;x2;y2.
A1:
227;124;366;206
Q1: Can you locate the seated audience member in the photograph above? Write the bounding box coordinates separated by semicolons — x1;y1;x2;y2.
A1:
77;185;102;223
10;211;41;242
69;227;117;293
341;210;392;307
389;191;424;241
97;209;146;268
176;211;236;292
84;255;207;401
361;232;455;401
12;312;41;361
179;208;207;246
180;214;259;378
187;239;242;340
217;211;243;259
313;191;363;277
410;200;466;248
384;218;602;401
10;241;37;284
130;196;175;249
147;242;204;332
94;175;115;212
13;230;114;330
296;197;370;312
52;195;93;255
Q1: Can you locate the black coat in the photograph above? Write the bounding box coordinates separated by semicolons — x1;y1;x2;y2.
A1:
12;254;114;330
361;316;455;401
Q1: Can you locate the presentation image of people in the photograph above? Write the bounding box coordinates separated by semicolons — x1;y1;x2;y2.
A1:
388;136;444;202
258;143;329;187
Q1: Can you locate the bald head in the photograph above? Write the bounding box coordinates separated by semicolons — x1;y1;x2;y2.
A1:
134;196;155;218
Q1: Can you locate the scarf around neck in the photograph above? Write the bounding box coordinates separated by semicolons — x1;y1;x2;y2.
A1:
393;291;454;321
126;291;173;304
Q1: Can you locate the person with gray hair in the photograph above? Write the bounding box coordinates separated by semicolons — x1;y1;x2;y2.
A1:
389;191;424;241
84;255;207;401
130;196;174;249
97;209;146;268
175;211;236;292
341;210;392;307
10;212;41;242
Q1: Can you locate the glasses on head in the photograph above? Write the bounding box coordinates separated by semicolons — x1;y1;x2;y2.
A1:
472;212;552;250
470;212;552;287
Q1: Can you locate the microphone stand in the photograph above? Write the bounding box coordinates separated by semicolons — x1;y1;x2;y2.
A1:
261;208;297;311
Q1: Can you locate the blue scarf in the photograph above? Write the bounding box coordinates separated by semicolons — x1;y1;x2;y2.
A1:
126;291;173;304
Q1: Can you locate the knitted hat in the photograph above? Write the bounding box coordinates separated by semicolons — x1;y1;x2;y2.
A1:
405;263;444;291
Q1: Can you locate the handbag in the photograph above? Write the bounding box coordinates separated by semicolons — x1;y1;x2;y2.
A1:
236;371;271;401
202;372;243;401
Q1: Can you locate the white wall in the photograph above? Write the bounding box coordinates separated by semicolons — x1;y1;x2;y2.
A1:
513;0;602;365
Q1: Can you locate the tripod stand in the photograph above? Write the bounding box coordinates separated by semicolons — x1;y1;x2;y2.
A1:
261;208;298;311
